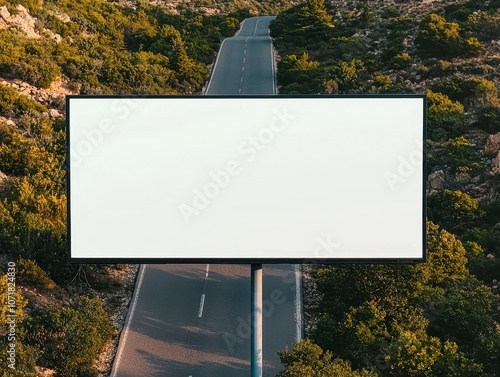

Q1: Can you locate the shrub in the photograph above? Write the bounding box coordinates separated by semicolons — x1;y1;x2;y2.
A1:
427;189;484;233
18;57;61;89
467;12;500;41
427;90;465;140
0;84;46;117
476;106;500;133
382;6;400;19
445;136;486;175
27;297;115;377
17;258;56;290
431;76;498;108
415;14;462;57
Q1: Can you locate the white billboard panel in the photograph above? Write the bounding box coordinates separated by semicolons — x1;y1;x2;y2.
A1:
67;96;425;262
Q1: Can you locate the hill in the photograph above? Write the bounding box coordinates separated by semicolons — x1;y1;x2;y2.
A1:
270;1;500;376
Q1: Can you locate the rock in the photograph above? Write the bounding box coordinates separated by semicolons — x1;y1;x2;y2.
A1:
52;33;62;43
0;116;15;127
0;170;7;183
493;151;500;173
48;109;62;118
428;170;445;189
485;132;500;156
54;12;71;23
12;5;39;39
0;6;10;21
487;254;495;260
0;4;40;39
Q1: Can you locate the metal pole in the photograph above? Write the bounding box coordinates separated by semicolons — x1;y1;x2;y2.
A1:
251;263;263;377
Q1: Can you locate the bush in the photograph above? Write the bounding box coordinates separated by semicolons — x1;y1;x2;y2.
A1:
427;189;484;234
382;6;400;19
27;297;115;377
467;12;500;41
17;258;56;290
0;84;46;117
18;57;61;89
445;136;487;175
427;90;465;140
476;106;500;133
416;14;462;57
431;76;498;108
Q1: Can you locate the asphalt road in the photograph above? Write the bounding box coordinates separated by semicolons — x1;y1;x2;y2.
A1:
206;16;276;95
110;16;299;377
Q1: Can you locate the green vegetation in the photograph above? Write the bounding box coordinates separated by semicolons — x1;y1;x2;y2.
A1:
277;339;376;377
17;258;56;290
0;0;499;375
271;0;500;376
0;0;267;375
0;0;248;94
26;297;115;376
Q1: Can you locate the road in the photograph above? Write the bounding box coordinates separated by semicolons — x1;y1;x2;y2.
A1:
110;16;300;377
206;16;276;95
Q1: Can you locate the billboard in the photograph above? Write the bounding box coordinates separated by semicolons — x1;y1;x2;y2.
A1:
67;96;426;263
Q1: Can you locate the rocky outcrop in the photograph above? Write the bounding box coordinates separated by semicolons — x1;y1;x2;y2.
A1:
485;132;500;156
0;5;61;42
493;151;500;174
428;170;445;189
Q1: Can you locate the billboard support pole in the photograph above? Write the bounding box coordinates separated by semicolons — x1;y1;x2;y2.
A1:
251;263;263;377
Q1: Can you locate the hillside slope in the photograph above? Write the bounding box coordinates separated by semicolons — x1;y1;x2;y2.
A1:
270;1;500;376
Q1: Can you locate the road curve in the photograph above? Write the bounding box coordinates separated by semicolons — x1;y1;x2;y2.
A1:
110;16;299;377
206;16;276;95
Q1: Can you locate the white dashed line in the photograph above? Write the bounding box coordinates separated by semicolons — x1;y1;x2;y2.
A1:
198;294;206;318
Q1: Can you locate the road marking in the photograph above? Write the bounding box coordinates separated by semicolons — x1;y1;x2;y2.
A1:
239;88;242;94
205;264;210;277
205;38;228;94
270;36;276;94
244;49;247;54
110;265;147;377
242;67;244;72
254;19;261;36
243;57;245;63
198;294;206;318
234;18;248;37
294;264;303;342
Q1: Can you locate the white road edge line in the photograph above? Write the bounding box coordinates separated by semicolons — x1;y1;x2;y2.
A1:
205;38;228;94
270;33;276;95
205;264;210;277
198;294;206;318
294;264;303;343
234;18;248;37
110;265;147;377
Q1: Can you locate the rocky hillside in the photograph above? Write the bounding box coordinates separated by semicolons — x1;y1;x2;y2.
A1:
0;0;283;376
271;1;500;376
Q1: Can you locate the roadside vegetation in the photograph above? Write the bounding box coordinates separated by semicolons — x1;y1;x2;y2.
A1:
0;0;265;375
271;0;500;376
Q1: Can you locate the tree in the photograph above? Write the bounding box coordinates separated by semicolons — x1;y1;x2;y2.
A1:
426;276;499;351
277;339;376;377
427;190;484;233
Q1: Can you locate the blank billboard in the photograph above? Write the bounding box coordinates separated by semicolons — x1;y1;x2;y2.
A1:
67;96;425;263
